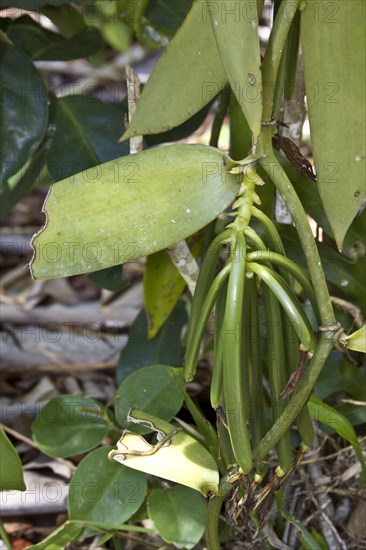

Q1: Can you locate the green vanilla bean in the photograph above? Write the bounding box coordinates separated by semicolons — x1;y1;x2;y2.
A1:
251;207;286;255
184;262;231;382
253;330;336;460
244;226;267;251
263;284;293;473
210;284;227;410
247;262;316;353
223;233;253;474
248;277;268;478
247;250;320;321
186;229;231;348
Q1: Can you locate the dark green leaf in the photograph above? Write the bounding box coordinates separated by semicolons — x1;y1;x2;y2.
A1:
315;351;366;402
115;365;184;433
122;0;227;138
47;95;130;179
144;0;193;33
117;300;187;383
88;264;129;292
277;224;366;313
147;486;206;548
0;427;25;491
68;446;147;528
0;0;94;8
40;4;86;37
8;17;102;61
301;0;366;248
144;101;212;147
32;395;109;458
0;145;47;218
0;43;48;183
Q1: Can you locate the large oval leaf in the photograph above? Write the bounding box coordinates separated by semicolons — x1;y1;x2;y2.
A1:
30;144;240;279
115;365;184;434
32;395;109;458
47;95;130;180
0;43;48;184
147;486;206;548
68;446;147;528
121;0;227;139
209;0;262;144
301;0;366;248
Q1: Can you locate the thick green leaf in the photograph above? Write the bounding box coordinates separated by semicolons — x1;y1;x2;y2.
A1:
117;302;187;383
31;144;240;279
147;486;206;548
0;43;48;184
47;95;129;180
68;446;147;528
115;365;184;434
88;264;128;292
0;427;25;491
32;395;109;458
308;396;366;480
109;411;219;495
144;250;186;339
7;17;102;61
209;0;262;144
121;1;227;139
27;521;84;550
301;0;366;248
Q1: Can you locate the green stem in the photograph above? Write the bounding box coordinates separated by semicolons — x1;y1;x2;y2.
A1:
185;262;231;382
253;329;336;460
205;495;224;550
247;250;320;320
263;284;293;473
186;229;231;351
223;233;253;474
261;0;301;122
211;284;227;410
258;145;335;327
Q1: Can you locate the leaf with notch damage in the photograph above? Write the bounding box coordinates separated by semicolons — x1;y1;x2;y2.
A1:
30;144;240;279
